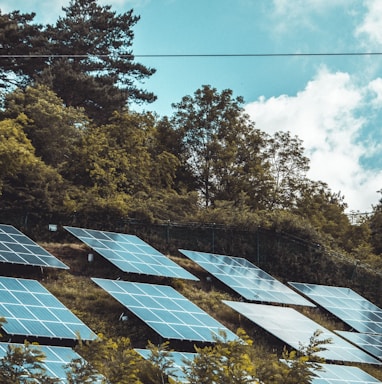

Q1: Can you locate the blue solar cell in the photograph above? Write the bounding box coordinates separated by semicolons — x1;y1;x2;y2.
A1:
179;249;314;306
289;282;382;335
336;330;382;360
65;226;198;280
312;363;382;383
92;278;237;343
0;277;96;341
0;224;68;269
0;342;103;383
223;301;381;365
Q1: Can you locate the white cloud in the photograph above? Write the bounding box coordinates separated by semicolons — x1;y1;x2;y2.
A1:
356;0;382;46
245;67;382;212
272;0;350;14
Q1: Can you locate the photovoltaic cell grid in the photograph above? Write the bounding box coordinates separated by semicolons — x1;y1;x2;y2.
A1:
135;349;195;383
179;249;315;307
0;224;68;269
289;282;382;334
0;342;86;383
0;277;96;341
92;278;238;343
335;330;382;361
223;301;381;364
311;363;382;383
64;226;198;280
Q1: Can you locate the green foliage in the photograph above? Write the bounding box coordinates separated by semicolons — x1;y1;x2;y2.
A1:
65;357;102;384
141;340;178;384
0;116;37;190
184;330;257;384
2;85;88;169
0;343;60;384
75;334;142;384
171;84;268;208
1;0;156;123
264;131;310;209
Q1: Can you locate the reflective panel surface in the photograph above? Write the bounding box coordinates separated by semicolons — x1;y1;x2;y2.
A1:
336;330;382;361
0;343;86;383
223;301;380;364
312;363;382;383
135;349;195;383
180;249;314;306
92;278;237;342
0;277;96;341
65;226;198;280
289;282;382;334
0;224;68;269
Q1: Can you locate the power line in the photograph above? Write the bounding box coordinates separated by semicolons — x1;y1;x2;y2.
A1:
1;52;382;58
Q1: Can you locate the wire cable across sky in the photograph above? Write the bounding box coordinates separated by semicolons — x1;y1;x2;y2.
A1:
1;52;382;58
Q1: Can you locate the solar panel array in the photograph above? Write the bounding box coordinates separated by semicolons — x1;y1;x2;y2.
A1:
312;363;382;383
65;226;198;280
223;301;381;364
92;278;237;343
0;342;87;383
0;276;96;341
135;349;195;383
336;330;382;361
289;282;382;334
0;224;68;269
179;249;315;306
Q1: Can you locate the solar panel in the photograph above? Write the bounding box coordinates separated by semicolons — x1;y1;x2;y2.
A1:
179;249;315;306
92;278;238;343
223;301;381;364
312;363;382;383
289;282;382;334
335;330;382;361
0;276;96;341
135;349;195;383
0;224;68;269
64;226;198;280
0;342;90;383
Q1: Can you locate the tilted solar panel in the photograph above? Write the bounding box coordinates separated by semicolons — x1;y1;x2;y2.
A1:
135;349;195;383
179;249;315;306
0;276;96;341
335;330;382;361
92;278;237;343
312;363;382;383
223;301;381;364
0;224;68;269
0;342;87;383
289;282;382;334
64;226;198;280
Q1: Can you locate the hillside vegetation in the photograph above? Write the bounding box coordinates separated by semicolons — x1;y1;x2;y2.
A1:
1;0;382;382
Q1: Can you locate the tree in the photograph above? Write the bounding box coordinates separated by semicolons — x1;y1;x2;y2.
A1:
1;0;156;123
369;191;382;254
141;341;178;384
184;330;257;384
75;335;142;384
0;11;47;94
0;115;37;193
171;85;267;208
65;357;103;384
0;343;60;383
264;131;310;209
2;85;88;169
40;0;156;122
66;111;178;199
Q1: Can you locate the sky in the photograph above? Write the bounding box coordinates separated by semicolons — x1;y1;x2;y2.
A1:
1;0;382;213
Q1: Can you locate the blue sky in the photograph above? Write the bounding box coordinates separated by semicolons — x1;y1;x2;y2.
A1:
1;0;382;213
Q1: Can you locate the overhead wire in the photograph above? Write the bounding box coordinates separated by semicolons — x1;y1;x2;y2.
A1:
1;52;382;58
